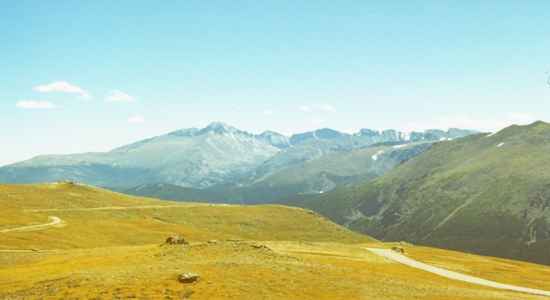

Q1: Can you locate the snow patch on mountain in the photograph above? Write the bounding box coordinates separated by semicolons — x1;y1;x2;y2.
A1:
372;150;384;161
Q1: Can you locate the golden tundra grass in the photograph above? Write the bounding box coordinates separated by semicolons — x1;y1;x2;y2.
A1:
1;183;550;299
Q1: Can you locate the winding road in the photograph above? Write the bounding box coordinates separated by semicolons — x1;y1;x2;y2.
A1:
4;204;211;233
23;204;211;212
366;248;550;297
0;216;61;233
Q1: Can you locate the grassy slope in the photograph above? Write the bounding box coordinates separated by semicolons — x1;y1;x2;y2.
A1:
0;182;373;250
2;183;550;299
276;121;550;265
3;243;550;300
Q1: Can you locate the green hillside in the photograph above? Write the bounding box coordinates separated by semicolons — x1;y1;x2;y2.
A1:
276;121;550;265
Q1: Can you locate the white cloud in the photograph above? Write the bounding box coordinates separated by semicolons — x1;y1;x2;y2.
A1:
508;112;533;123
402;114;536;133
16;101;63;109
106;90;136;102
315;104;336;111
310;118;325;123
126;115;144;124
301;104;335;112
33;81;91;99
195;120;208;127
404;117;506;133
262;110;275;115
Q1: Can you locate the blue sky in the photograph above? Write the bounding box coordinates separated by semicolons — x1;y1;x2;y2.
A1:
1;0;549;166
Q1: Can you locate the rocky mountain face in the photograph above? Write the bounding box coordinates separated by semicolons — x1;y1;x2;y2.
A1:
116;141;434;205
275;121;550;265
255;127;476;173
0;122;476;190
0;122;285;188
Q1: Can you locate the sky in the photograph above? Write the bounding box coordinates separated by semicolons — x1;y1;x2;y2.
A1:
1;0;549;167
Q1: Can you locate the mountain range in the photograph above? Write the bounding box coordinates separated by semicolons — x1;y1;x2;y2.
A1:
3;121;550;267
275;121;550;265
0;122;476;198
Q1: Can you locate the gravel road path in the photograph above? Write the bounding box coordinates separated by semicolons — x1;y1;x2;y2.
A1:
23;204;214;212
0;216;61;233
366;248;550;297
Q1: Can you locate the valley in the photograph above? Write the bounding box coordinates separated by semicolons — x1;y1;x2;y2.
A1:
113;141;433;205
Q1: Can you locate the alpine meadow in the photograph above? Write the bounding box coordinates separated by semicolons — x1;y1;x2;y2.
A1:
2;1;550;299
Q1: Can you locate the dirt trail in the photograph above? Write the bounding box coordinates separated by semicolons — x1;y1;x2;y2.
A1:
366;248;550;297
3;205;192;233
23;204;214;212
0;216;61;233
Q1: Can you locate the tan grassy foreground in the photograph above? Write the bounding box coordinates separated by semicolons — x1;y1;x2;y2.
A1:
0;182;370;250
1;182;550;299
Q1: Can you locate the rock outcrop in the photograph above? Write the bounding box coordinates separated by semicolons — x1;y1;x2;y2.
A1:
250;243;272;251
178;273;199;283
165;236;189;245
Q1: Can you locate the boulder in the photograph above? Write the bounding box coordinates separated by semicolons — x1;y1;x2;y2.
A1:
178;273;199;283
250;243;272;251
165;236;189;245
